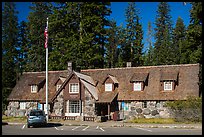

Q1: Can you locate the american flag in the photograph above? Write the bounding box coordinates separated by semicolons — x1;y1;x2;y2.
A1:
44;27;48;48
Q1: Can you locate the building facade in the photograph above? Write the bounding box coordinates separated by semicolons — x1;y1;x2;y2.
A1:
6;63;200;122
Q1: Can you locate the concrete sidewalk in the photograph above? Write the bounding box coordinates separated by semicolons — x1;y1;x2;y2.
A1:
4;120;202;129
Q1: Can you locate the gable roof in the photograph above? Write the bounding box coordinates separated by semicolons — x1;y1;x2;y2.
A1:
96;91;118;103
130;72;149;82
54;76;67;85
160;71;178;81
28;76;45;85
8;70;69;102
8;63;200;102
102;74;119;84
51;71;99;102
82;63;200;101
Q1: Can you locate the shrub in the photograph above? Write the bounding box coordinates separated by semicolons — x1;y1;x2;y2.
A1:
165;96;202;123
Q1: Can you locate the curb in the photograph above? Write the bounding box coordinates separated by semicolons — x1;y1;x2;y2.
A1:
111;124;202;129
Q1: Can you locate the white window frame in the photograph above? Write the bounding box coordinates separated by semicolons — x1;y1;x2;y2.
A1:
31;85;38;93
56;84;61;91
68;100;80;116
69;83;79;93
105;83;112;91
133;82;142;91
20;102;26;109
164;81;173;91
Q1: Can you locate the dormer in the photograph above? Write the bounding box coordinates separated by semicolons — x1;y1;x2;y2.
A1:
130;72;149;91
102;74;119;92
54;76;66;91
160;71;178;91
28;76;45;93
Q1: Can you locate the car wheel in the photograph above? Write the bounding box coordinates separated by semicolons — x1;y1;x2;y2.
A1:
27;124;30;128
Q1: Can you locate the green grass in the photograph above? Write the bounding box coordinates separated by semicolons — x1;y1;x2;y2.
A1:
129;118;176;124
129;118;202;124
2;115;27;122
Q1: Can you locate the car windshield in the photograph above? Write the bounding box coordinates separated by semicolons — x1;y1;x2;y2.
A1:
30;111;44;116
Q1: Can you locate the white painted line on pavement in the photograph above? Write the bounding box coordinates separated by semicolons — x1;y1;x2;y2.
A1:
96;126;99;129
55;127;59;130
72;126;81;130
135;127;152;132
100;127;105;132
82;126;89;131
21;125;25;129
55;126;63;130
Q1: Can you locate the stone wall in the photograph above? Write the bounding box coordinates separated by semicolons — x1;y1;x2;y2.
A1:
118;101;171;121
52;90;64;116
6;101;38;117
83;88;95;117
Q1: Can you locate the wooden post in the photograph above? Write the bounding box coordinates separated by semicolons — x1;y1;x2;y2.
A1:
108;103;110;120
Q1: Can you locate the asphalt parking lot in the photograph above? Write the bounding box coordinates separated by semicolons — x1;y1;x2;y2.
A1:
2;122;202;135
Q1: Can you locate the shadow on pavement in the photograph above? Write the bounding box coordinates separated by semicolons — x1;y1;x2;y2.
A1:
32;122;63;128
2;122;8;125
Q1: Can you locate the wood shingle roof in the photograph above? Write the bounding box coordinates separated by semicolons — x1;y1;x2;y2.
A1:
8;63;200;102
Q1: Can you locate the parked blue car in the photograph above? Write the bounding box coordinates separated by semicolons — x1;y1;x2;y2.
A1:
27;109;47;128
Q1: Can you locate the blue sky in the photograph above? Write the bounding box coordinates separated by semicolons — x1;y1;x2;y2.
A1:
14;2;192;52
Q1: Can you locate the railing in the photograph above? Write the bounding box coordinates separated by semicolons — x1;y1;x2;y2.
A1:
50;115;95;121
83;116;95;122
63;116;76;120
50;116;62;119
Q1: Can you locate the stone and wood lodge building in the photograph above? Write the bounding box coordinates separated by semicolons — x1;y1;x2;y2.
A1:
6;63;200;121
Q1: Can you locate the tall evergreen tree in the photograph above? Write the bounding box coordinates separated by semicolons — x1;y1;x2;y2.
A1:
105;19;119;68
154;2;173;65
124;2;143;67
49;2;79;70
172;17;186;64
144;21;155;66
2;2;19;111
16;21;29;77
185;2;202;64
49;2;111;70
26;2;52;72
78;2;111;69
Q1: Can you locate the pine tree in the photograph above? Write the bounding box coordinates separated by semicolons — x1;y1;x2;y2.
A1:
48;2;79;70
105;19;119;68
49;2;111;70
154;2;173;65
78;2;111;69
185;2;202;64
17;21;29;76
172;17;186;64
2;2;19;111
26;2;52;71
144;21;155;66
124;2;143;67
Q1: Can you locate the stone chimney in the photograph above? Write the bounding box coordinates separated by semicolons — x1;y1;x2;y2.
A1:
67;61;72;72
126;62;132;68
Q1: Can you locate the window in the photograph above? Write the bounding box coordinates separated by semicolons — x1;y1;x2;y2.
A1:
105;83;112;91
56;84;61;91
133;82;142;91
20;102;26;109
69;83;79;93
142;101;147;108
164;81;173;91
31;85;38;93
69;100;80;113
